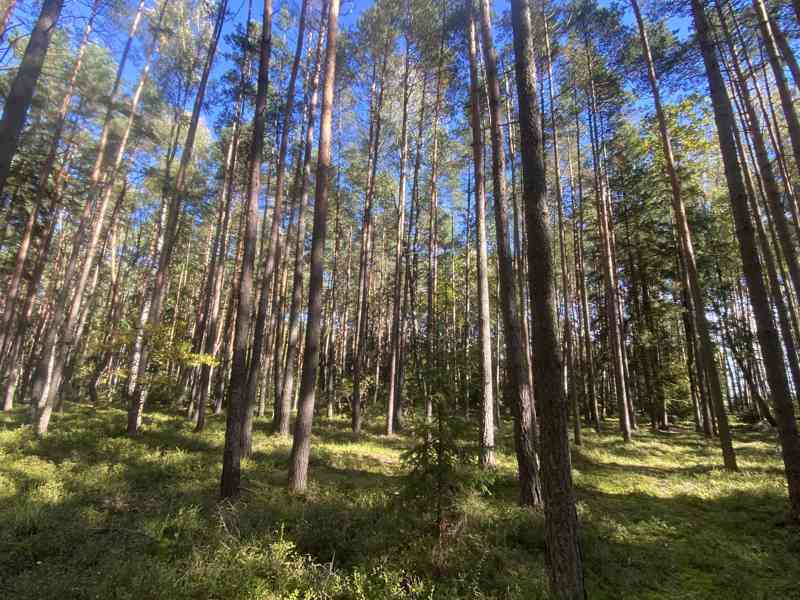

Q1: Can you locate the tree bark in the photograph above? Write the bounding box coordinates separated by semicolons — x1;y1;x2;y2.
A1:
691;0;800;520
278;20;324;436
0;0;65;200
221;0;273;500
288;0;338;494
478;0;543;505
631;0;736;468
466;7;496;470
510;0;585;596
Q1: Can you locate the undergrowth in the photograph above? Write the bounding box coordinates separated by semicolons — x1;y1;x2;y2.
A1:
0;405;797;599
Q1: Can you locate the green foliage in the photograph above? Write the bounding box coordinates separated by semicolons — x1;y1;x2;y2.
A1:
400;398;477;538
1;407;798;599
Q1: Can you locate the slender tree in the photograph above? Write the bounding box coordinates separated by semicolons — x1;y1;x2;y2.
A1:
477;0;543;504
0;0;65;201
128;0;230;435
278;11;325;436
510;0;585;596
630;0;736;469
386;17;411;436
466;4;496;469
691;0;800;521
221;0;273;500
288;0;338;494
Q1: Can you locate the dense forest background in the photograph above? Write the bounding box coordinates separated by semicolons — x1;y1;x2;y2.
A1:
1;0;800;597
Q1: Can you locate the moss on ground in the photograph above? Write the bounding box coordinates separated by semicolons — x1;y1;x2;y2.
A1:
1;406;797;599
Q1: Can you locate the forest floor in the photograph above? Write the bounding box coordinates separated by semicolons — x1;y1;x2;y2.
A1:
1;405;798;599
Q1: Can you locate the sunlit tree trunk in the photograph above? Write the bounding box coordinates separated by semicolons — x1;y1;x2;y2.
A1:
278;22;324;436
387;28;411;436
631;0;736;467
221;0;273;500
466;8;496;470
288;0;338;494
0;0;65;200
478;0;542;505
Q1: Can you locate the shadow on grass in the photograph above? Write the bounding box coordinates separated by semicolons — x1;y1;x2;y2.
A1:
0;406;414;578
577;486;800;599
1;406;798;599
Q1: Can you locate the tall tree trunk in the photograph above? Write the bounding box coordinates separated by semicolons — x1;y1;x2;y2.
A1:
631;0;736;468
278;20;324;436
352;46;389;434
0;0;65;200
31;6;166;436
325;145;343;418
466;9;496;470
510;0;585;596
128;0;229;435
478;0;542;505
691;0;800;520
570;103;599;431
424;8;446;425
387;28;411;436
221;0;273;500
398;72;428;429
462;171;472;418
288;0;338;494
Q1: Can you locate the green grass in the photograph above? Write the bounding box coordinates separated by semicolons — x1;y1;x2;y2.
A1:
1;405;798;599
